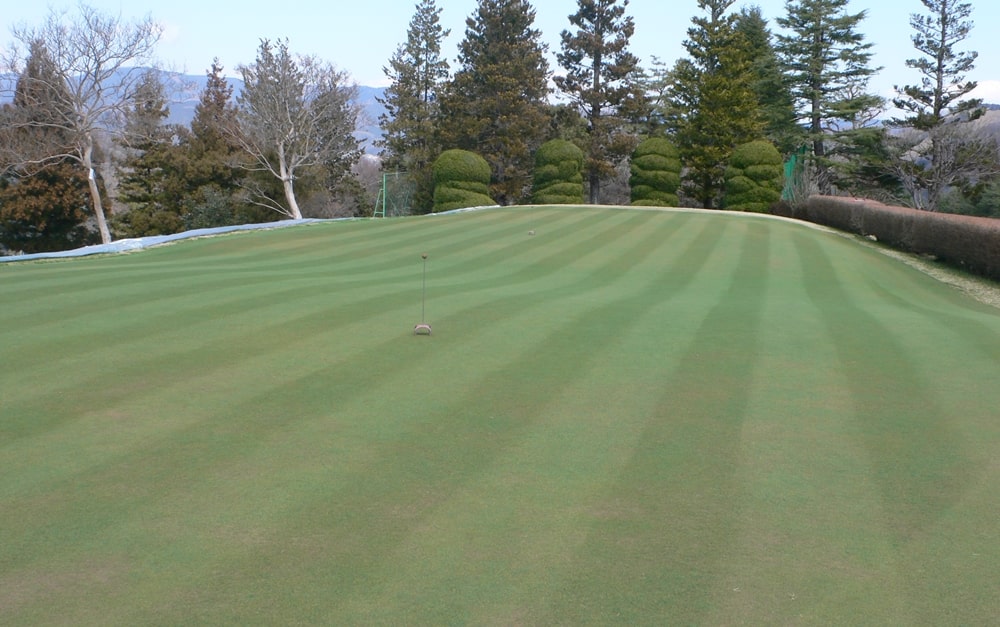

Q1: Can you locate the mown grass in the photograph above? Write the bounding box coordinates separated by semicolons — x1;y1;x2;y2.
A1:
1;206;998;624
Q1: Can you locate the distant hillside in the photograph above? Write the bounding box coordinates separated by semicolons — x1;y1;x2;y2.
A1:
3;70;995;156
160;72;386;153
1;70;386;154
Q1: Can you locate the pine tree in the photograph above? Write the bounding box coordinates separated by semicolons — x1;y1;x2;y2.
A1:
438;0;550;205
633;56;675;136
0;162;95;253
0;41;96;252
555;0;643;204
1;5;162;243
893;0;981;129
178;59;246;226
114;71;187;236
775;0;882;190
887;1;994;211
378;0;450;213
668;0;763;208
187;59;242;185
734;7;801;155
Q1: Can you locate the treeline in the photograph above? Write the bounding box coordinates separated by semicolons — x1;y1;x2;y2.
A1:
0;13;364;253
2;0;998;254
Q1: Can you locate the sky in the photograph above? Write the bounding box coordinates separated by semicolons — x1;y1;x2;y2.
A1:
3;0;999;108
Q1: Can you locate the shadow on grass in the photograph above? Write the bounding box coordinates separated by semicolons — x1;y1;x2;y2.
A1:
793;232;982;548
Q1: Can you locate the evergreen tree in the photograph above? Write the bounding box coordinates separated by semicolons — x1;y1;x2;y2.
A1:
888;1;992;211
186;60;243;192
438;0;550;205
1;5;162;243
668;0;763;208
734;7;801;154
114;71;187;236
633;56;675;136
893;0;981;129
532;139;585;204
775;0;882;192
178;60;249;227
378;0;450;214
629;137;682;207
8;41;75;157
0;41;96;252
0;162;95;253
555;0;643;203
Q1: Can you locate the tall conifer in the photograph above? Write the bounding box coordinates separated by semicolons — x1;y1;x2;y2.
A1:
185;60;243;196
893;0;981;128
735;7;800;154
668;0;763;208
0;41;95;252
775;0;881;184
378;0;450;213
114;71;186;236
438;0;550;205
556;0;643;203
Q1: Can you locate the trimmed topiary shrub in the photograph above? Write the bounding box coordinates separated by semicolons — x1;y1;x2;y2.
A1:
630;137;681;207
724;140;783;212
432;149;496;213
532;139;584;204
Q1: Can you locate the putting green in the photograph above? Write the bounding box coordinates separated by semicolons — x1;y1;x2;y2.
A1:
1;206;998;624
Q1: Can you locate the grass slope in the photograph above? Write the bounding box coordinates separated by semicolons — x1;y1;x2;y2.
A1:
1;206;998;624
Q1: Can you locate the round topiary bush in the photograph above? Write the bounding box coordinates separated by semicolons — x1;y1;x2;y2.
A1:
432;149;496;213
532;139;584;205
724;140;783;213
630;137;681;207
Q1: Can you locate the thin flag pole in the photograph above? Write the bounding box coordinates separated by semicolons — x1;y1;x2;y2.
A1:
421;253;427;323
414;253;432;335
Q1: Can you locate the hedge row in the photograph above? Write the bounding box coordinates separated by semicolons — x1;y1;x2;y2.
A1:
432;149;495;213
797;196;1000;282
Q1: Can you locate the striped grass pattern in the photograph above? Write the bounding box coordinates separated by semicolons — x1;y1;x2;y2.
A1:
2;206;999;624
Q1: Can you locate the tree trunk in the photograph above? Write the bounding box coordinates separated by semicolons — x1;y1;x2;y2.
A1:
278;147;303;219
589;170;601;204
282;178;303;219
83;137;112;244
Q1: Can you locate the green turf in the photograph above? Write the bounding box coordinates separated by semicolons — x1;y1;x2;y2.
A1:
1;206;998;624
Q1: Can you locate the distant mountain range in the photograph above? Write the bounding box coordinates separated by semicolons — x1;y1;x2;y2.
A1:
0;69;387;155
4;69;998;157
159;71;387;153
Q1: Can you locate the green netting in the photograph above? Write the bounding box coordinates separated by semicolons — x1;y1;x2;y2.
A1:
782;146;809;201
374;171;416;217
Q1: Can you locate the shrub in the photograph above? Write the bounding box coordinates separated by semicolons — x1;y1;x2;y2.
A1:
803;196;1000;282
432;149;495;213
630;137;681;207
532;139;584;205
724;140;783;213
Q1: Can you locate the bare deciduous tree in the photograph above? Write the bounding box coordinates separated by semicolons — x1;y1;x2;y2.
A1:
1;4;162;244
887;121;1000;210
233;39;361;220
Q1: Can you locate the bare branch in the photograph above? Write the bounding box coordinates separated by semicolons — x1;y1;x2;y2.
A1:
230;39;361;220
1;3;163;243
887;119;1000;210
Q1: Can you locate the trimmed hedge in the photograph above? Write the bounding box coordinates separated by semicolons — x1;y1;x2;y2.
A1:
432;149;496;213
532;139;584;205
724;140;783;213
630;137;681;207
798;196;1000;282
